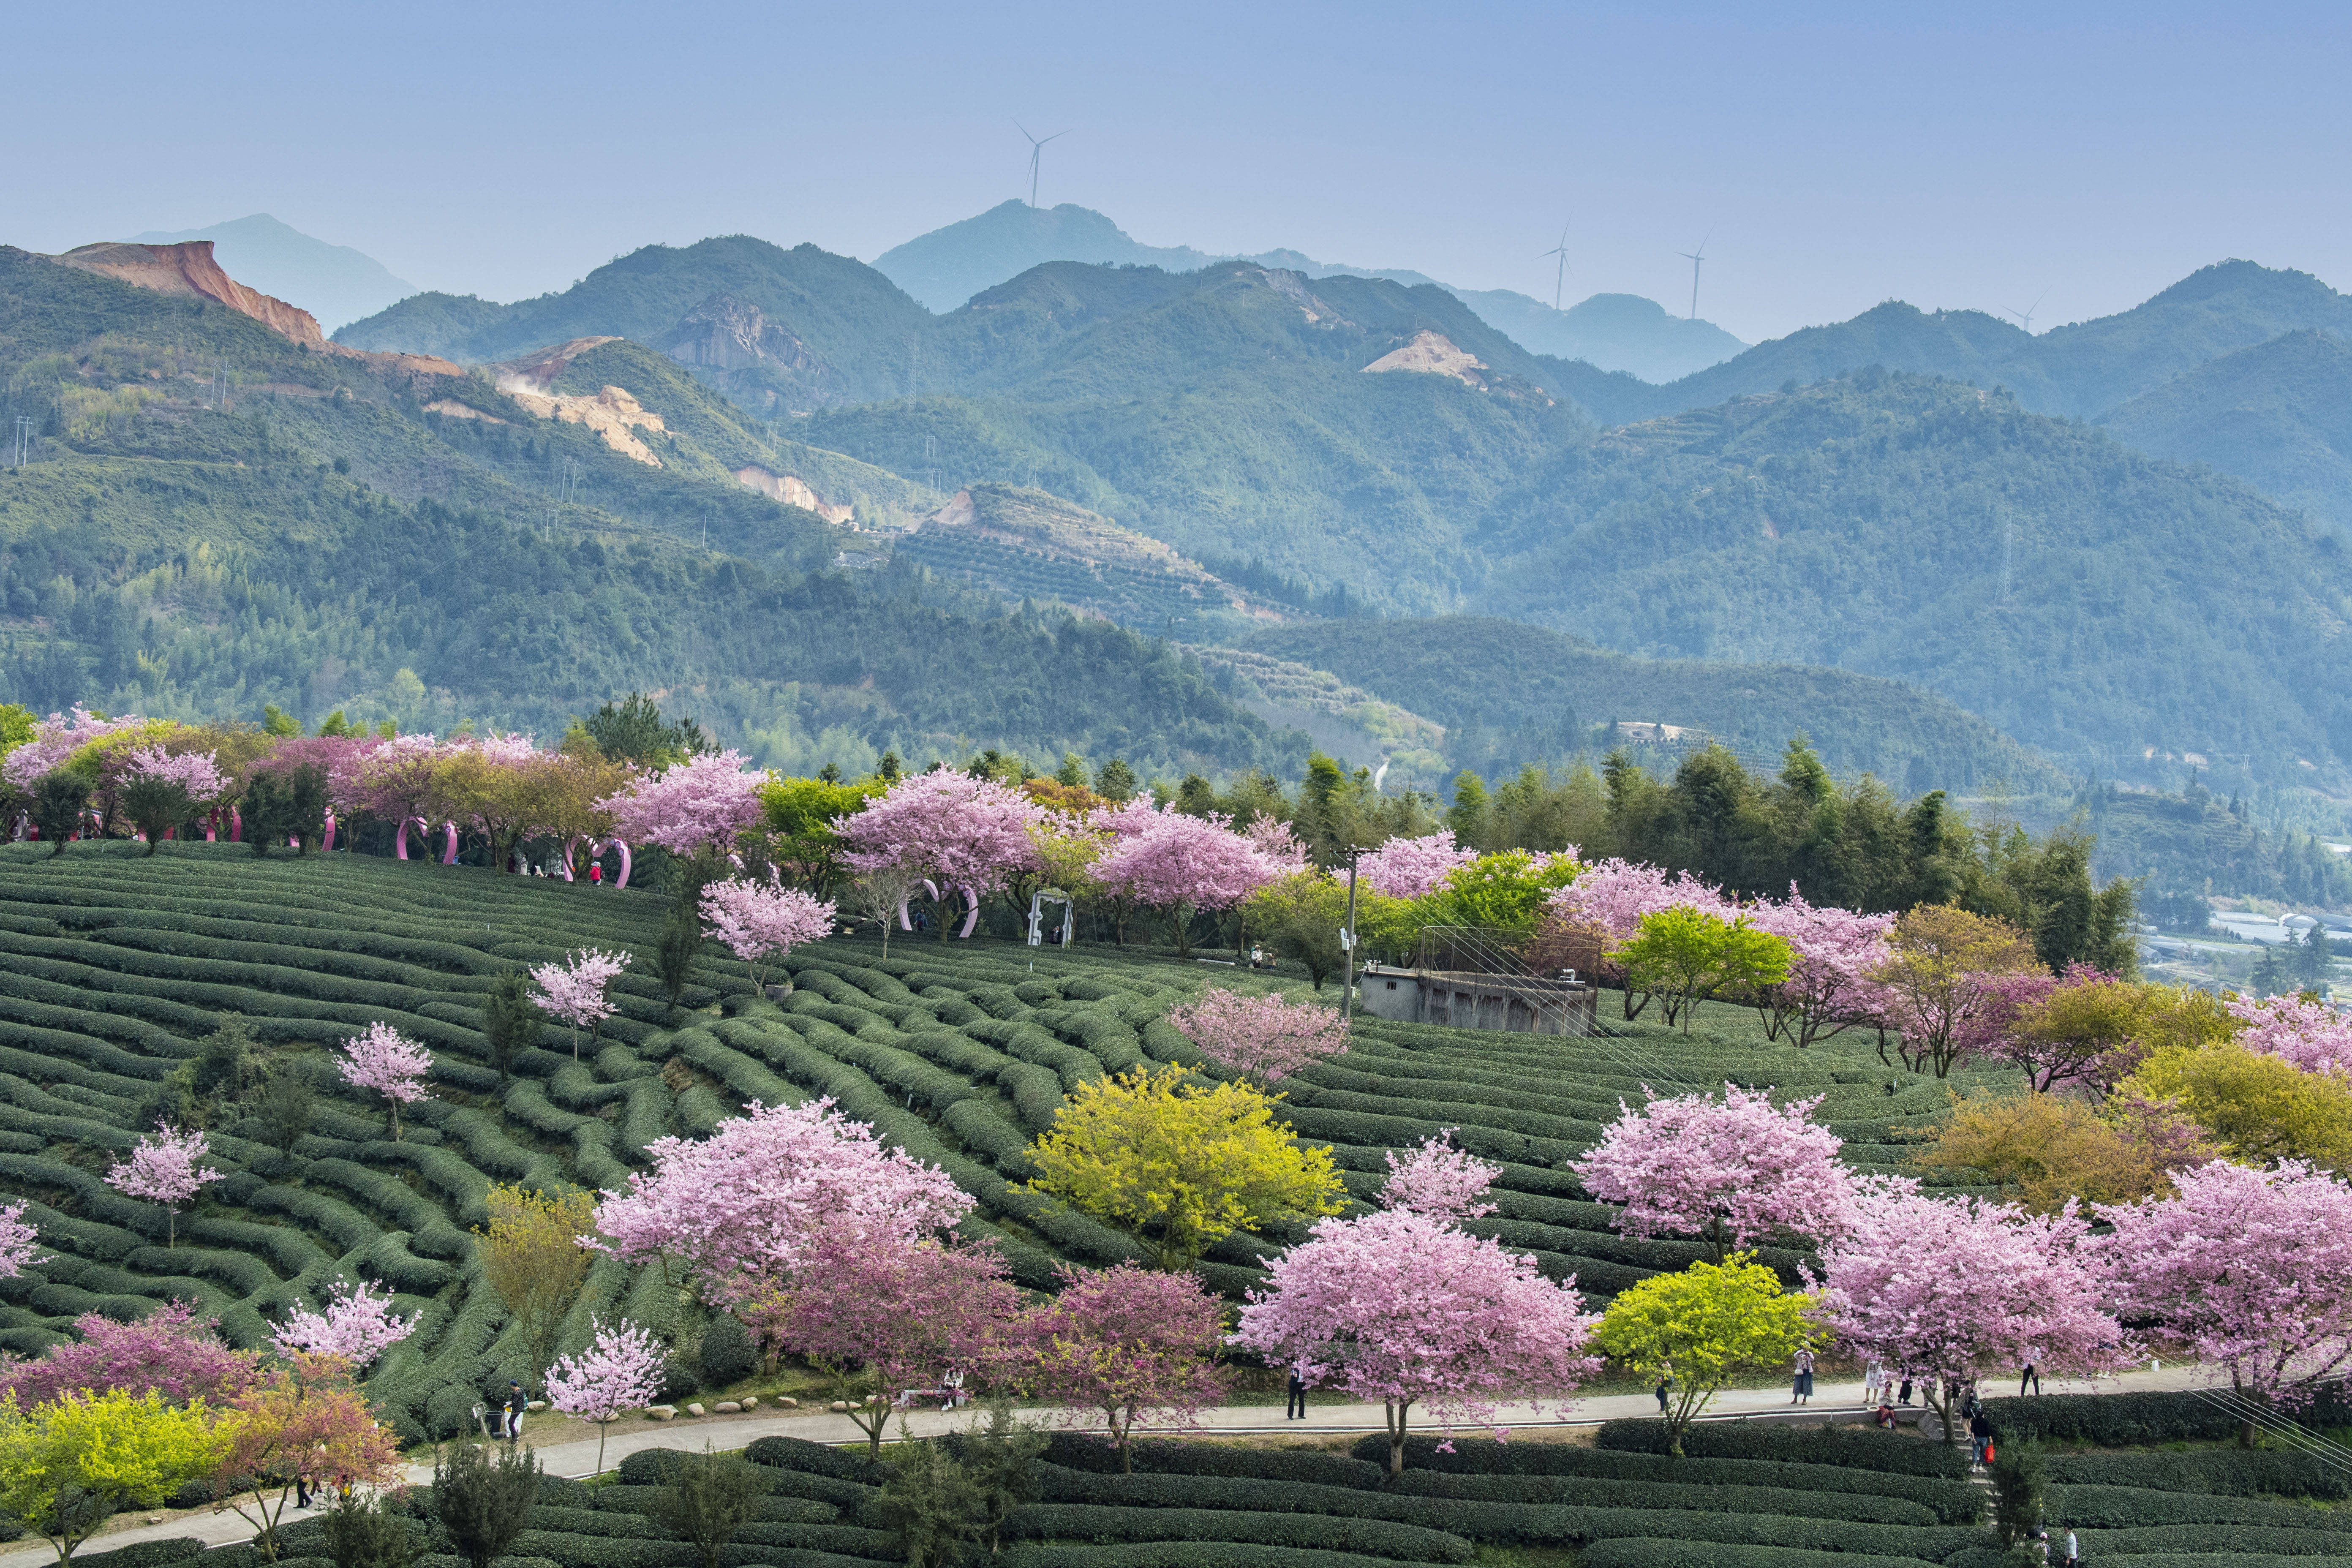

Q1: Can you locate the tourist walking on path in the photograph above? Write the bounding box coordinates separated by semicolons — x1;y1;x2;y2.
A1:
1790;1348;1814;1405
1970;1407;1994;1465
1285;1366;1307;1421
2063;1527;2079;1568
2020;1358;2042;1397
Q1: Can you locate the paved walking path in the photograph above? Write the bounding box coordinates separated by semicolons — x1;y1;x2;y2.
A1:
0;1360;2223;1568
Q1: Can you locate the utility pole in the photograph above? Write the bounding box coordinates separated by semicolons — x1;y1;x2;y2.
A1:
11;415;31;468
1339;845;1364;1020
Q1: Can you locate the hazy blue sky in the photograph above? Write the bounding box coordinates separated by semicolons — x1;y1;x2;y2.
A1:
14;0;2348;342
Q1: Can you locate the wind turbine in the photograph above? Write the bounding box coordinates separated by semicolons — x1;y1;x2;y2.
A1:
2001;291;2047;335
1537;222;1571;311
1677;233;1711;321
1016;121;1069;209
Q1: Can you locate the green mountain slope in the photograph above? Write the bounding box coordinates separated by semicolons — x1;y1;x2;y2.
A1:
1565;259;2352;427
2097;328;2352;532
1232;615;2065;795
337;236;934;410
1470;372;2352;780
871;201;1745;378
0;245;1296;776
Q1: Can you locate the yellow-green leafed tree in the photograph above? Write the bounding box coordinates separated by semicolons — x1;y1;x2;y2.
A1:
1611;908;1794;1033
2121;1041;2352;1170
1028;1064;1345;1271
0;1388;230;1566
1594;1255;1821;1456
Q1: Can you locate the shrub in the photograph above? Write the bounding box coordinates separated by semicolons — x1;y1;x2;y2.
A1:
698;1314;757;1388
432;1439;543;1568
2045;1448;2352;1501
1985;1388;2352;1447
646;1449;764;1568
324;1490;421;1568
1576;1544;1946;1568
1005;1503;1474;1561
742;1434;889;1484
998;1546;1424;1568
1053;1435;1380;1489
2041;1483;2352;1530
1595;1419;1972;1478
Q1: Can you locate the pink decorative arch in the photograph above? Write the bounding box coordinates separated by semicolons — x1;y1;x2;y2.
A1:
395;816;425;860
440;822;458;865
229;806;242;843
322;812;336;852
958;886;982;939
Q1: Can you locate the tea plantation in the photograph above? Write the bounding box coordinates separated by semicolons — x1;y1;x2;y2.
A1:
68;1405;2352;1568
0;841;1990;1449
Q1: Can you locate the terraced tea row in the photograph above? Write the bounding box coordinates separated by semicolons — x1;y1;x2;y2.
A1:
0;843;1987;1440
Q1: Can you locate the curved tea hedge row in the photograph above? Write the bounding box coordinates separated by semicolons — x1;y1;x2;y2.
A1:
0;841;1987;1448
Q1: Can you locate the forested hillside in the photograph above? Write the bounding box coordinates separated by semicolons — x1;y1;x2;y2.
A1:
1235;616;2063;794
0;246;1297;775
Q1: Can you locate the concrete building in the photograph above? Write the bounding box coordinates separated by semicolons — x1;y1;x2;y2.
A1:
1356;963;1597;1036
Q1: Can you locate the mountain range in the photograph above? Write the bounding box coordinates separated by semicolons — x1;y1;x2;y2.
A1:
868;201;1748;382
13;214;2352;806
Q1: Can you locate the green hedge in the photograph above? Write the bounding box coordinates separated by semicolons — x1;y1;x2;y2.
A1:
1384;1470;1941;1527
1576;1543;1946;1568
743;1434;892;1484
1003;1503;1473;1563
1001;1545;1426;1568
1049;1435;1381;1488
1357;1435;1981;1524
2048;1447;2352;1502
1595;1420;1972;1479
68;1541;209;1568
2044;1484;2352;1531
2080;1523;2352;1556
1985;1389;2352;1447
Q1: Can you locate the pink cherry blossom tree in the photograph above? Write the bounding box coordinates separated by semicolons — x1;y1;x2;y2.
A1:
544;1315;668;1474
1024;1263;1233;1472
1164;988;1349;1083
1358;832;1478;898
1572;1083;1856;1261
836;770;1044;939
273;1280;418;1371
1380;1130;1500;1221
0;1201;38;1279
776;1226;1023;1459
1233;1205;1600;1473
1242;817;1311;874
699;879;836;992
2099;1159;2352;1427
1093;807;1277;957
1541;858;1735;1015
1816;1185;2128;1445
1741;888;1897;1048
0;1301;258;1409
2227;994;2352;1077
591;1097;972;1316
0;706;151;791
338;1022;434;1139
598;749;767;857
531;948;632;1061
104;1123;223;1248
118;746;231;851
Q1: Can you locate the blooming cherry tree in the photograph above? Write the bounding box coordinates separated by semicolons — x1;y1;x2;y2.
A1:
1025;1263;1232;1472
777;1226;1022;1459
0;1201;38;1279
1380;1130;1500;1221
700;879;836;992
338;1022;434;1140
531;948;632;1061
1094;808;1278;956
1242;817;1310;874
1741;888;1897;1048
0;705;152;790
273;1280;417;1371
2227;994;2352;1078
544;1315;667;1474
592;1097;972;1314
837;770;1044;937
1572;1084;1855;1260
104;1124;223;1248
597;749;767;857
1233;1205;1600;1474
0;1301;257;1409
1817;1185;2127;1443
1358;832;1477;898
2099;1159;2352;1420
1165;988;1349;1083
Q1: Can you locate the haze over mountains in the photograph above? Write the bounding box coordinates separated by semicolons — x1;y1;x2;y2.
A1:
9;201;2352;809
127;214;415;332
870;200;1749;382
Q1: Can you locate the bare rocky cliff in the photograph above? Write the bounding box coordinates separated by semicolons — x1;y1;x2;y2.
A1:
54;240;335;350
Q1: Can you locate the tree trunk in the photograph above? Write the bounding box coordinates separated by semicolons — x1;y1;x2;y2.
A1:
1386;1398;1413;1475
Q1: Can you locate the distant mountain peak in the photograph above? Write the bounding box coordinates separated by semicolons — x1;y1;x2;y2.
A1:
2143;257;2338;310
873;201;1745;381
125;213;414;332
